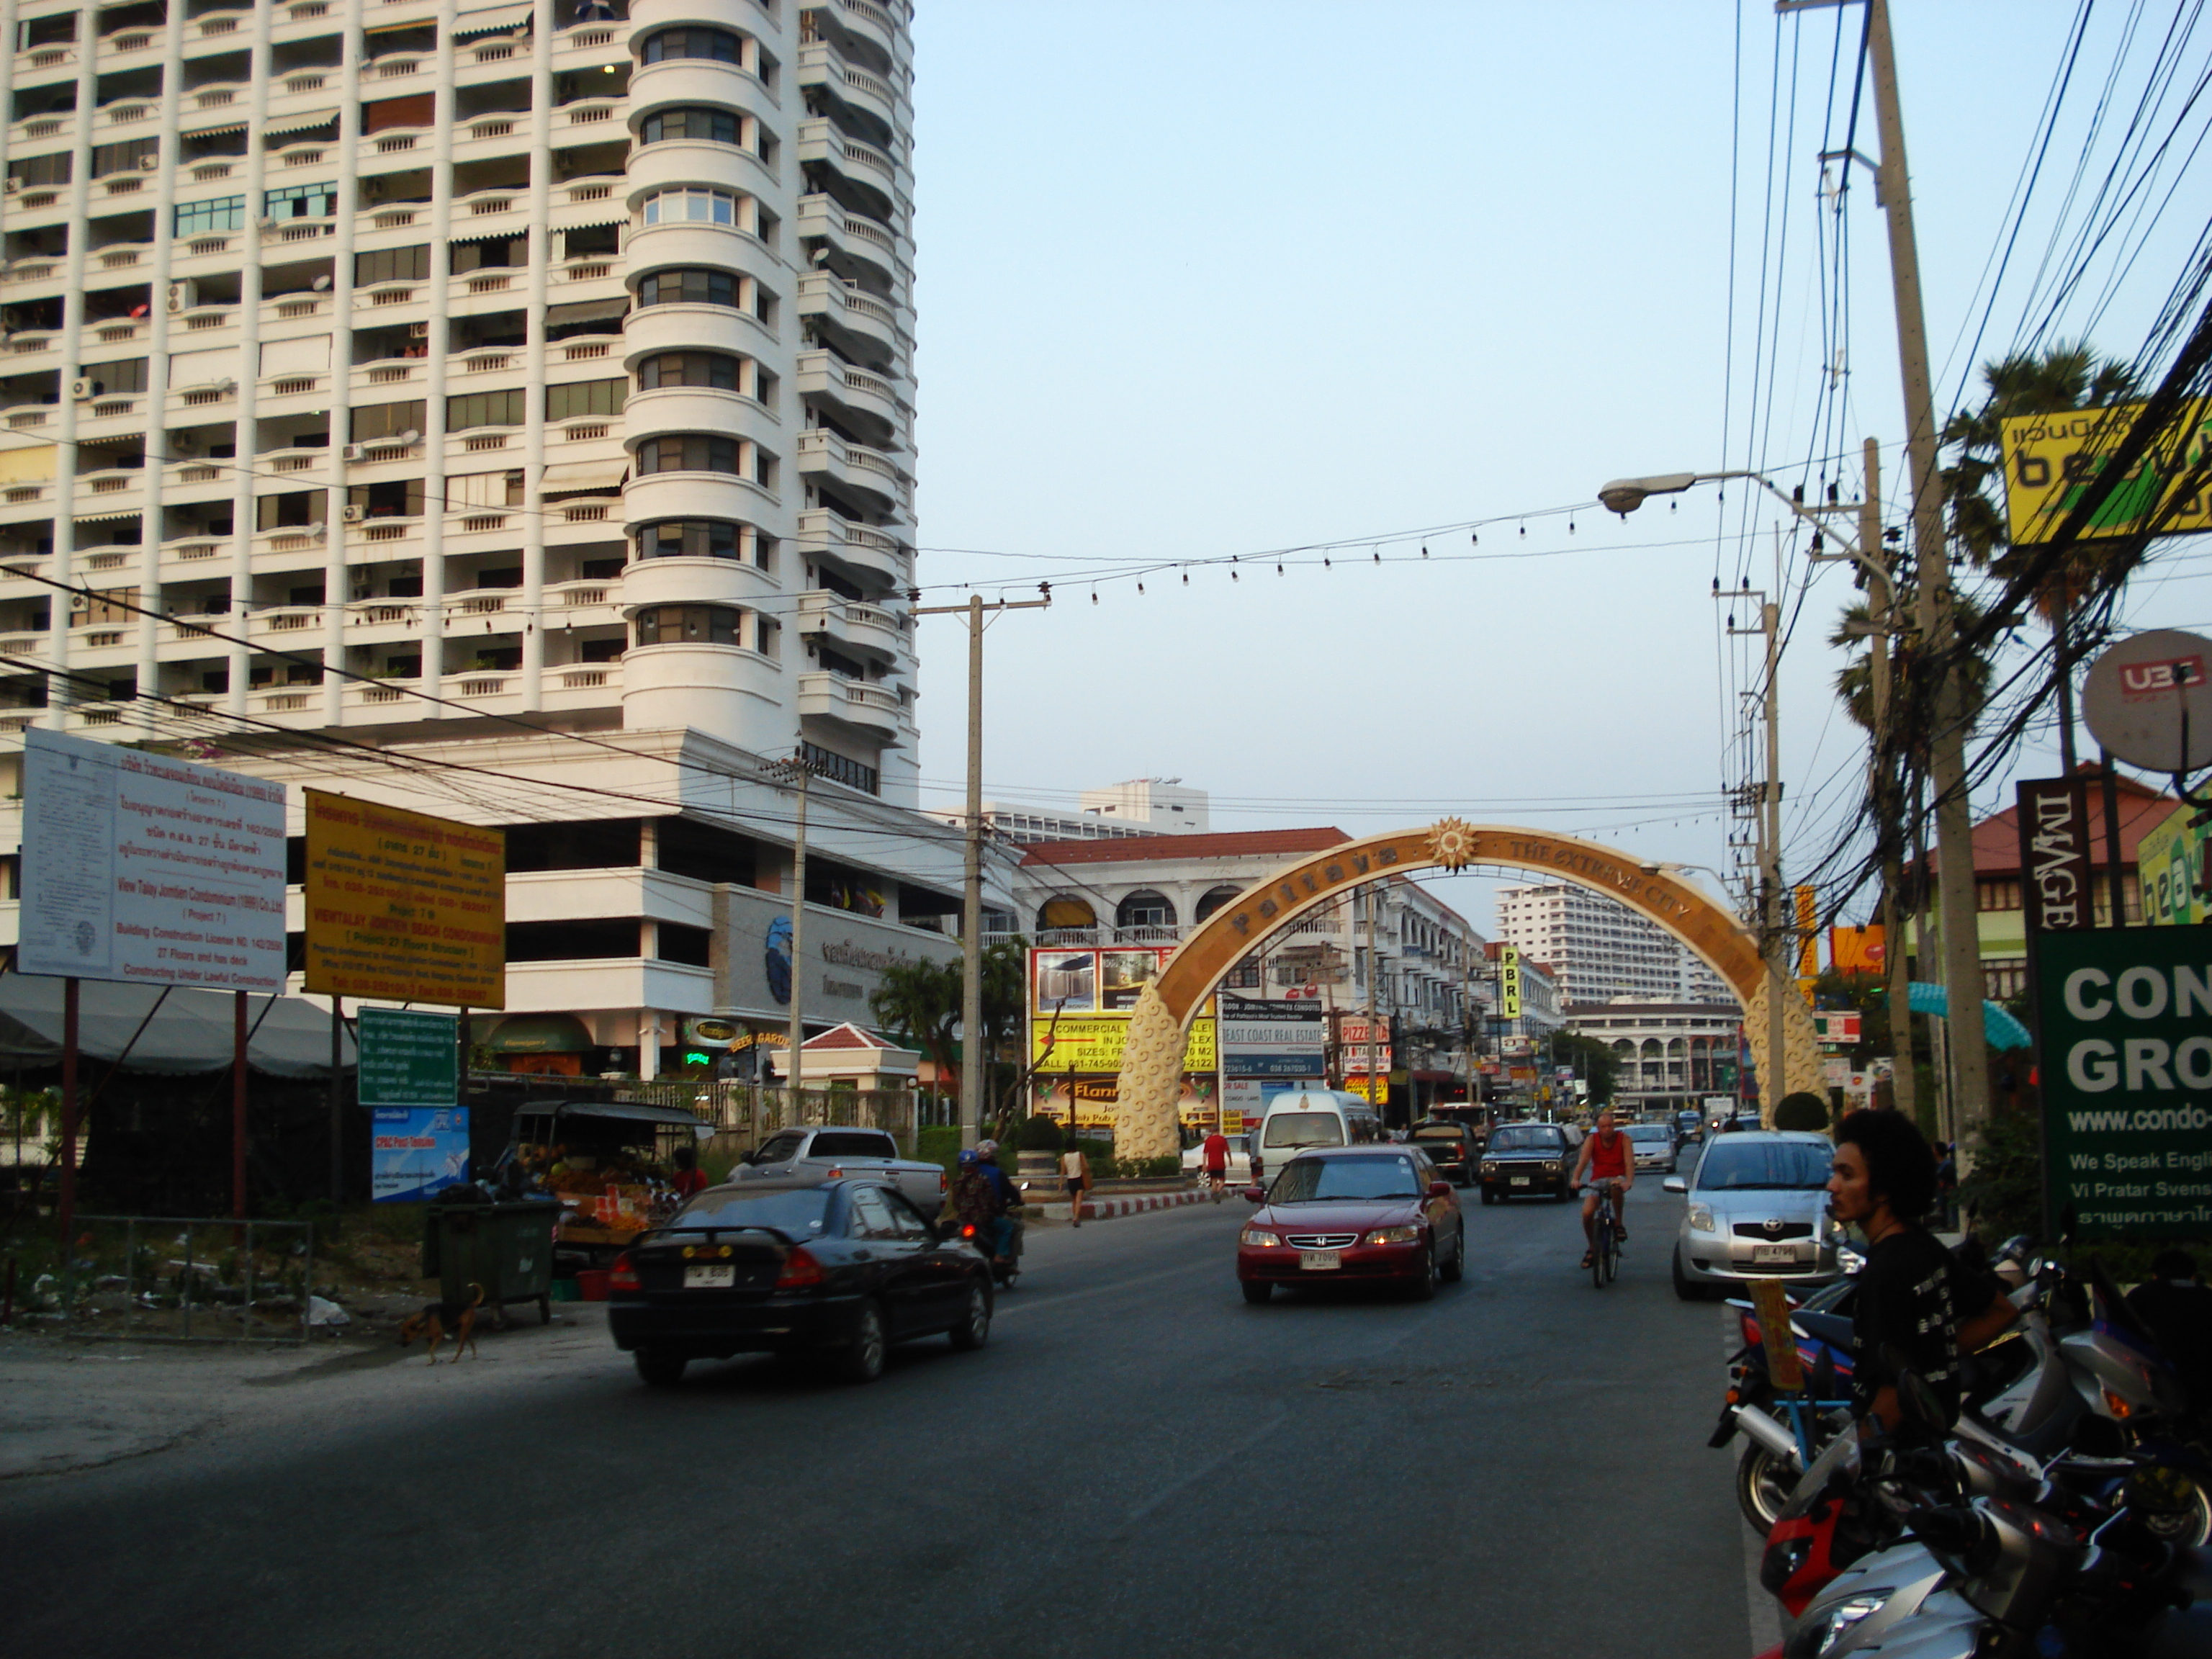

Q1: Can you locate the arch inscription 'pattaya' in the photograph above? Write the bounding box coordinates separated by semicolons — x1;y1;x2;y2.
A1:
1110;820;1824;1160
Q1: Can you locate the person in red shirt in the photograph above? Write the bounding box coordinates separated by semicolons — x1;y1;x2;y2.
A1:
669;1143;709;1202
1570;1106;1633;1270
1200;1128;1231;1200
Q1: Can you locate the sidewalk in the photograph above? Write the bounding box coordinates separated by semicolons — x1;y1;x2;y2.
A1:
1033;1188;1220;1223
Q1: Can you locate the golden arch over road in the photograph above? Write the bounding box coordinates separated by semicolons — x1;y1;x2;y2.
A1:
1108;820;1825;1160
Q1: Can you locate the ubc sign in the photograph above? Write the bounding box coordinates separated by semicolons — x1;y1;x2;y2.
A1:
2038;927;2212;1238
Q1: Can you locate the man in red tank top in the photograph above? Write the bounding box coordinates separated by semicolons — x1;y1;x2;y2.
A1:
1572;1106;1634;1270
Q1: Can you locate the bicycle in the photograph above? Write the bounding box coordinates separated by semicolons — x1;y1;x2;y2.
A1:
1588;1180;1623;1289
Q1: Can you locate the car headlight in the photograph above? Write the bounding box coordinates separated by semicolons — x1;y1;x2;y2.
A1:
1362;1225;1421;1246
1688;1203;1715;1233
1542;1160;1560;1173
1807;1593;1888;1658
1480;1161;1497;1174
1240;1228;1284;1248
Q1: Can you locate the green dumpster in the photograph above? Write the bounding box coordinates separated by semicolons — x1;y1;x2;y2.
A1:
421;1202;557;1327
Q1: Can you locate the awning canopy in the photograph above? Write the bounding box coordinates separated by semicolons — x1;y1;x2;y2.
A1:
181;121;248;140
453;1;531;40
264;109;338;139
544;297;628;329
0;975;354;1079
511;1100;705;1128
540;457;626;493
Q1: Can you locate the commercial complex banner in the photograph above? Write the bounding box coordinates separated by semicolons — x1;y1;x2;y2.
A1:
1028;1013;1215;1074
303;791;506;1007
19;729;287;990
2000;398;2212;547
2036;926;2212;1239
2139;802;2210;926
2016;778;2096;933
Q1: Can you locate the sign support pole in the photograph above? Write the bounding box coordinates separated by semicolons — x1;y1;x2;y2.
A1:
58;976;78;1246
233;990;248;1222
328;993;345;1220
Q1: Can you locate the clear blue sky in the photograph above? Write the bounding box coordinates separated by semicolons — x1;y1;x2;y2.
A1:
903;3;2211;930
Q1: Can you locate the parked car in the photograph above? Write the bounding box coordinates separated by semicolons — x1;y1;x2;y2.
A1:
732;1125;948;1219
1408;1120;1480;1186
1663;1131;1842;1300
606;1177;994;1385
1236;1146;1463;1302
1623;1123;1678;1173
1476;1121;1576;1202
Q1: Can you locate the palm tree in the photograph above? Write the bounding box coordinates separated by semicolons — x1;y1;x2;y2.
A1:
868;956;963;1101
1941;341;2138;772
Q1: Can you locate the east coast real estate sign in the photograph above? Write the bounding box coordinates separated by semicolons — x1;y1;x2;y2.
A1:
2037;927;2212;1239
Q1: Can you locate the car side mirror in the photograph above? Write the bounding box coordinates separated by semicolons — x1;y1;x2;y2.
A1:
1663;1176;1687;1195
1242;1186;1265;1203
1429;1180;1454;1200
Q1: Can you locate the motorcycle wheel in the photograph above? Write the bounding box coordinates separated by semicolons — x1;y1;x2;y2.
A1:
2136;1468;2212;1546
1735;1442;1794;1533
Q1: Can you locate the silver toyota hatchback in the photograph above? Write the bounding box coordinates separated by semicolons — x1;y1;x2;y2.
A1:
1664;1131;1842;1300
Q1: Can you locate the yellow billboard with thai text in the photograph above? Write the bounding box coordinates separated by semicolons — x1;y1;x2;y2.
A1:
1029;1014;1215;1074
2000;398;2212;545
303;790;506;1007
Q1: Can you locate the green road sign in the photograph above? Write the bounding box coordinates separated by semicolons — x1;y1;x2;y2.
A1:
357;1006;459;1109
2036;927;2212;1240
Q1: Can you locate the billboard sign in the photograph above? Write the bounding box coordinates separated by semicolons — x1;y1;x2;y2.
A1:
302;790;506;1007
361;1006;467;1204
2036;926;2212;1239
2139;803;2210;926
1219;995;1325;1079
1830;924;1885;975
371;1106;472;1203
1028;1013;1215;1074
19;729;286;989
2016;777;2096;934
1999;397;2212;547
1498;947;1522;1018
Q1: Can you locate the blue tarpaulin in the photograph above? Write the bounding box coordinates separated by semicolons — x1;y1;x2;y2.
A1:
1899;981;2033;1051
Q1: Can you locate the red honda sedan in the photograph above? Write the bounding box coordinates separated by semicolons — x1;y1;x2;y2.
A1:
1236;1145;1465;1303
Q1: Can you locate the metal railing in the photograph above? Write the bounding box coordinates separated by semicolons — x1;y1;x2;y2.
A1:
51;1215;314;1341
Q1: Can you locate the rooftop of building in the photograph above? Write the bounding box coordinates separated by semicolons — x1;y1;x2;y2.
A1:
1942;764;2180;878
1017;826;1352;867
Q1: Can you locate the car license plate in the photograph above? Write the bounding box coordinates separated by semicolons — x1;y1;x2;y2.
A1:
1300;1249;1341;1272
1751;1244;1796;1265
1510;1176;1529;1187
683;1264;735;1289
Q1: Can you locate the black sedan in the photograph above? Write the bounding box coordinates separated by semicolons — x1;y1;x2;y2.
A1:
1476;1121;1577;1203
606;1177;993;1386
1409;1120;1480;1186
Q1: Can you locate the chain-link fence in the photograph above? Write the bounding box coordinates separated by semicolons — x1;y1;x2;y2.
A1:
43;1215;315;1341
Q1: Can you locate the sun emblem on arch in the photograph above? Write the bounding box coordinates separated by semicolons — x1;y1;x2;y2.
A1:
1427;817;1479;871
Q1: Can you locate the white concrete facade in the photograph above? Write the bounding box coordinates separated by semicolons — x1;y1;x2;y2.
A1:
1494;880;1735;1008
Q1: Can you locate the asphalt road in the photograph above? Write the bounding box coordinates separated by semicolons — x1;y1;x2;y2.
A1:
6;1177;1755;1659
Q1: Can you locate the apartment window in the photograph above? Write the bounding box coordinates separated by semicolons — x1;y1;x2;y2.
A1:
265;181;338;220
349;400;424;442
446;388;526;431
639;186;743;227
639;107;739;145
1983;958;2028;1002
639;27;743;64
174;195;246;236
78;359;148;395
1116;891;1177;929
91;138;158;178
8;153;72;187
800;742;876;796
1977;878;2022;913
356;244;430;286
635;267;737;309
634;519;743;561
545;379;625;421
636;351;737;390
634;434;739;476
634;603;742;647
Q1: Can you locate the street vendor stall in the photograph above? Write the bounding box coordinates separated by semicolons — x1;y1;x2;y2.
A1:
501;1098;714;1271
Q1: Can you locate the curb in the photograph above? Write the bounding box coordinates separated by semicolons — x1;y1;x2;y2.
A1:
1035;1190;1219;1223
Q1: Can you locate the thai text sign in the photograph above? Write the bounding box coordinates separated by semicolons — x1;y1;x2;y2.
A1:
2139;804;2210;926
19;729;286;989
2000;398;2212;546
371;1106;471;1203
2037;927;2212;1239
357;1006;459;1108
1030;1014;1215;1073
2017;778;2096;933
303;790;505;1007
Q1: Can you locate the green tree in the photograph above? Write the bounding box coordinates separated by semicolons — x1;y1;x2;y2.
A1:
1547;1031;1617;1107
868;956;963;1089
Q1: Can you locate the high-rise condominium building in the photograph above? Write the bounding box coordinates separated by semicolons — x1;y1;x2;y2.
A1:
0;0;972;1077
1494;880;1735;1009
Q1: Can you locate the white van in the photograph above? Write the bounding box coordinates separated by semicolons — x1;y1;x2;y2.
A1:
1250;1089;1383;1190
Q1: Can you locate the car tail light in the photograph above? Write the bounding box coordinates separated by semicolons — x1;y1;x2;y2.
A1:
938;1170;948;1194
608;1251;640;1291
774;1246;827;1289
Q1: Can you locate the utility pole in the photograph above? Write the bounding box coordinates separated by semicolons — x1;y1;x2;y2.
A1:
770;752;817;1108
914;588;1051;1148
1364;887;1380;1111
1858;443;1917;1121
1725;556;1789;1123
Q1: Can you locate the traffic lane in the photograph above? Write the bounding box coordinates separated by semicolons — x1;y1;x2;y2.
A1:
4;1185;1746;1659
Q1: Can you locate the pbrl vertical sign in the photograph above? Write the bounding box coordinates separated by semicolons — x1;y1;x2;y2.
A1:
2036;927;2212;1240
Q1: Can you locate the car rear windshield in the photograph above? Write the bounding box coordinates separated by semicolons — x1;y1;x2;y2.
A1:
665;1187;832;1235
1264;1111;1346;1148
1624;1126;1671;1143
809;1130;895;1157
1487;1125;1561;1152
1695;1141;1832;1192
1269;1155;1424;1202
1413;1127;1467;1143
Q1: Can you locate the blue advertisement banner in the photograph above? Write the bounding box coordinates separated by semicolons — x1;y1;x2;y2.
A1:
1224;1053;1328;1078
372;1105;471;1203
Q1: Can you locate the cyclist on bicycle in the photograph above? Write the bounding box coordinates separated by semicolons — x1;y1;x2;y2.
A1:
1573;1106;1634;1271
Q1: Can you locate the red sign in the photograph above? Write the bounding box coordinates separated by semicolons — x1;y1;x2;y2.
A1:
2120;654;2208;700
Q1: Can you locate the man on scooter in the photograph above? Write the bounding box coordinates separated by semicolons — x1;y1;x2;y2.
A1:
975;1140;1024;1265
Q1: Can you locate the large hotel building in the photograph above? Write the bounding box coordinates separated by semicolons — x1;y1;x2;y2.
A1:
0;0;978;1076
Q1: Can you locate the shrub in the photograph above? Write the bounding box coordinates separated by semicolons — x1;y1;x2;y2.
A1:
1959;1109;2046;1246
1012;1113;1064;1155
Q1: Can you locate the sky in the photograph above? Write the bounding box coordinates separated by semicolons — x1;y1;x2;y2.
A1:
899;2;2212;936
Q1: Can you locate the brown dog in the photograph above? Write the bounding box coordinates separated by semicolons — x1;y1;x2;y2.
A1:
397;1283;485;1364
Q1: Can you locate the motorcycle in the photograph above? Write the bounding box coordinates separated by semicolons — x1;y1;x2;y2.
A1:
956;1213;1025;1290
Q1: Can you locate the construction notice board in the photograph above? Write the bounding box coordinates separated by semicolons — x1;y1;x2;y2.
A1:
302;791;505;1008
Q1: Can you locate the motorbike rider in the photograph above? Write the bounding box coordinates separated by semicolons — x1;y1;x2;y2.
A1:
974;1139;1024;1263
948;1150;1008;1264
1827;1108;2016;1431
1570;1105;1633;1270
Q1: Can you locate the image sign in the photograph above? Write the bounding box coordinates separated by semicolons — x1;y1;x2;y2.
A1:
2016;778;2096;933
1999;397;2212;547
303;790;506;1007
19;729;286;989
2036;927;2212;1239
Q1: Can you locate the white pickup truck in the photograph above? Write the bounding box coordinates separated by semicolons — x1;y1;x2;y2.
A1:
733;1126;948;1219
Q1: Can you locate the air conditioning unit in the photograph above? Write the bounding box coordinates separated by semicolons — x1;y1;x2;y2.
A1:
408;322;430;338
256;215;279;232
135;153;159;172
166;279;197;313
70;377;92;400
341;504;364;523
3;179;19;196
340;443;365;462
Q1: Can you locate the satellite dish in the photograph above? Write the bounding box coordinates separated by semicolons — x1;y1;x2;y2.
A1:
2081;629;2212;773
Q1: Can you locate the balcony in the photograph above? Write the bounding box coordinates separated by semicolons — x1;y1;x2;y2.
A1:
796;270;907;359
796;428;908;513
796;506;909;587
819;0;911;71
796;669;901;739
797;41;909;133
796;193;908;291
796;590;904;662
796;117;909;220
796;349;905;441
